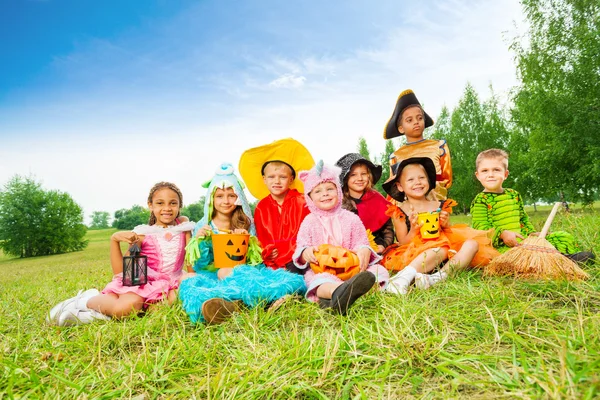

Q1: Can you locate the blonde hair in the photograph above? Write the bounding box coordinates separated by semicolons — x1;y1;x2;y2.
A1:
476;149;509;170
147;182;183;226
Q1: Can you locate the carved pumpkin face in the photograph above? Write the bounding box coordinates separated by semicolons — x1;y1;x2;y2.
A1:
417;211;440;239
310;244;361;280
212;233;250;268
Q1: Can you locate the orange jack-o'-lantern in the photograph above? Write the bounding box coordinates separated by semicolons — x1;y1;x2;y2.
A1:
310;244;361;280
212;233;250;268
417;211;440;239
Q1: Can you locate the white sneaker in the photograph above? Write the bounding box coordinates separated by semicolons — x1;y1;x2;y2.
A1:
414;273;431;290
385;277;411;295
46;289;100;324
58;308;110;327
384;267;417;295
415;271;448;290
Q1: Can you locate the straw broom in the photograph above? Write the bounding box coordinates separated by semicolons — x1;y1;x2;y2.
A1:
484;202;589;280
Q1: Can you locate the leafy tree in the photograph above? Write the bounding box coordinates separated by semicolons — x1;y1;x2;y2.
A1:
181;197;205;223
112;205;150;230
511;0;600;204
0;175;88;258
374;139;395;196
89;211;110;229
443;84;507;212
357;137;371;160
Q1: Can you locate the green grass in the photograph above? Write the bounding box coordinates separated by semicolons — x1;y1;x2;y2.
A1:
1;212;599;399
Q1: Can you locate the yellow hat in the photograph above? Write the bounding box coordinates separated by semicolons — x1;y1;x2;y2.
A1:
239;138;315;199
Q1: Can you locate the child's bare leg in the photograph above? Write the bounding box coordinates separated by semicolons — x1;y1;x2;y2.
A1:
316;282;342;299
407;247;449;273
441;240;478;274
217;267;234;280
87;292;145;318
166;289;178;305
387;248;448;295
416;241;479;290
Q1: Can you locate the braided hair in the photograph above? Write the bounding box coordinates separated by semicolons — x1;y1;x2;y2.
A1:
147;182;183;226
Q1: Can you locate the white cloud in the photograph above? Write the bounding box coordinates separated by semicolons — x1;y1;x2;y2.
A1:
268;73;307;89
0;0;527;224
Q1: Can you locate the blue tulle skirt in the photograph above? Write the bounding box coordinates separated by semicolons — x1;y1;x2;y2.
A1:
178;265;306;323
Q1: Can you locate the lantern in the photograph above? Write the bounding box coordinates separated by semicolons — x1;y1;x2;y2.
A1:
122;243;148;286
417;211;440;239
310;244;361;281
212;233;250;269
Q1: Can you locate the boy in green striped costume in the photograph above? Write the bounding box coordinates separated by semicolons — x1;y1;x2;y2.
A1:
470;149;594;262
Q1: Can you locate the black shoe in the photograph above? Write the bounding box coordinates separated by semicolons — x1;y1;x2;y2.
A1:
317;297;332;309
330;271;376;315
564;251;595;264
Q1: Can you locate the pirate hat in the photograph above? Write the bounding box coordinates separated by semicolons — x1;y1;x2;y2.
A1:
383;89;434;139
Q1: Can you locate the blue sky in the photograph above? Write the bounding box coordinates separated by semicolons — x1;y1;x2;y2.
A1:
0;0;524;222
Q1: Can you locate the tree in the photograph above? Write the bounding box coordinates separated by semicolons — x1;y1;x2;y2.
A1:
357;137;371;160
112;205;150;230
511;0;600;204
442;84;507;212
181;197;205;223
0;175;88;258
374;139;395;196
89;211;110;229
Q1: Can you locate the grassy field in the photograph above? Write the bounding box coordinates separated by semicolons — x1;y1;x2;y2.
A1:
1;209;599;399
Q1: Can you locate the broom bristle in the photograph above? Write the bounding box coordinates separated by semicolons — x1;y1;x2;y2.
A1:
485;236;589;280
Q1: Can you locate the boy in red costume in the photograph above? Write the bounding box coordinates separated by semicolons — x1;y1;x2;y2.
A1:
239;138;315;274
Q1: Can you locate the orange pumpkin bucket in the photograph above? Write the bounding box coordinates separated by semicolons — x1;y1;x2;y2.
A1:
417;211;440;239
310;244;361;280
212;233;250;269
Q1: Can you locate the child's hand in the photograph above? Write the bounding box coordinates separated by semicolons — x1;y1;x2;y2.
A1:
408;213;422;233
302;246;318;265
439;211;450;228
265;248;279;261
232;228;248;234
376;244;385;254
195;225;211;237
500;230;524;247
356;247;371;271
111;231;139;244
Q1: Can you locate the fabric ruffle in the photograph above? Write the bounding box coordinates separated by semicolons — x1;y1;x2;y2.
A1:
178;265;306;323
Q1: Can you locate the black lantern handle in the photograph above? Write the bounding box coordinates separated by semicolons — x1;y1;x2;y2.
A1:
128;243;141;256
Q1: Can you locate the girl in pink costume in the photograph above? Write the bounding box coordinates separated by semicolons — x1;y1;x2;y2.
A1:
293;161;389;315
48;182;195;326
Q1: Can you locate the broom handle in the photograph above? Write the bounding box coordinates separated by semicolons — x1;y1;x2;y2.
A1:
539;202;561;239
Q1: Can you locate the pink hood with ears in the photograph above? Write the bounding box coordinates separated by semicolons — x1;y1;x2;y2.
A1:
298;160;344;217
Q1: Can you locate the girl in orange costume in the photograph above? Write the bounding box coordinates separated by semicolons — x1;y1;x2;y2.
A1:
381;158;498;294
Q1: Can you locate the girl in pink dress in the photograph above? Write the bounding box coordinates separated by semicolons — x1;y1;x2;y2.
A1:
47;182;195;326
292;161;389;315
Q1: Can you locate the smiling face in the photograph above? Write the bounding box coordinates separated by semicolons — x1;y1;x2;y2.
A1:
476;157;508;193
213;187;238;217
309;181;339;211
346;163;371;197
148;188;181;227
398;106;425;141
396;163;430;201
262;163;294;199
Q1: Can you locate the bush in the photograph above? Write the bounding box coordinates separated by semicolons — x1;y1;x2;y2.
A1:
0;176;88;258
112;205;150;230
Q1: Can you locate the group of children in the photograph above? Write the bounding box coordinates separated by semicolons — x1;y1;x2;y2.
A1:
47;89;594;326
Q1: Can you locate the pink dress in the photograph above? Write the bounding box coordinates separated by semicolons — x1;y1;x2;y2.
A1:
102;222;195;303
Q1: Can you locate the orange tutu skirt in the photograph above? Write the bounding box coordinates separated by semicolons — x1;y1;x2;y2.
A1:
382;224;499;271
